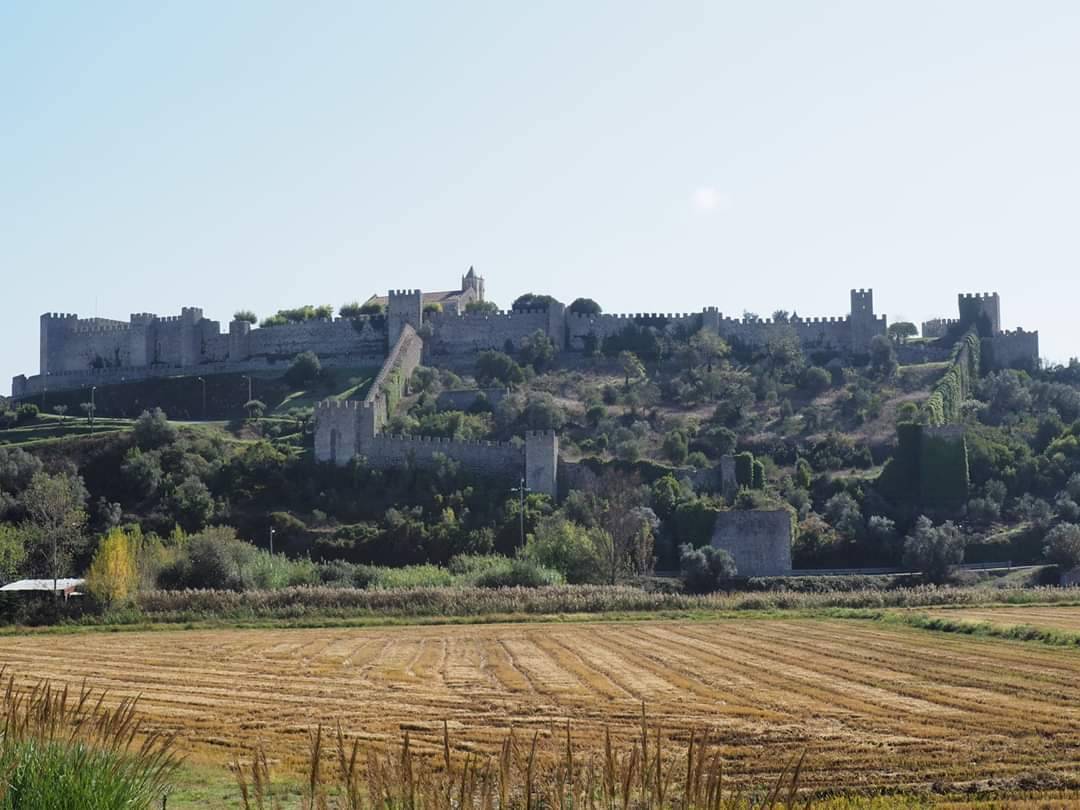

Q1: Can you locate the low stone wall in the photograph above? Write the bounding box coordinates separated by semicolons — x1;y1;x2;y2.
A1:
710;510;792;576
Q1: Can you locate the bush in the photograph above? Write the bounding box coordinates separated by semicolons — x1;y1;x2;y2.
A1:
679;543;736;593
285;351;322;388
467;557;563;588
133;408;177;449
800;366;831;396
234;310;258;324
902;516;964;583
15;403;39;425
1044;523;1080;570
521;517;603;584
476;351;525;387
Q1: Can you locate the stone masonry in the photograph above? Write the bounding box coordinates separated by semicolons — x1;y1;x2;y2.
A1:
13;275;1040;398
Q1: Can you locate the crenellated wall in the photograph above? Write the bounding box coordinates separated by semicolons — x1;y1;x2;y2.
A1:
984;329;1040;371
314;325;558;496
424;308;554;358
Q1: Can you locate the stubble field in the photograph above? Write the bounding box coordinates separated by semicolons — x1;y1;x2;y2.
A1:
2;617;1080;796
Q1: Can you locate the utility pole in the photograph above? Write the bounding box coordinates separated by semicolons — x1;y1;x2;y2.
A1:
510;477;531;548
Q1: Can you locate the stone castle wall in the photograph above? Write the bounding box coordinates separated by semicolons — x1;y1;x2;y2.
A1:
17;284;1040;398
711;510;793;576
985;330;1040;371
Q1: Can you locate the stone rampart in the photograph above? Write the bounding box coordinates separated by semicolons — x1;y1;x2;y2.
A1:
425;309;551;358
984;330;1039;371
710;510;793;576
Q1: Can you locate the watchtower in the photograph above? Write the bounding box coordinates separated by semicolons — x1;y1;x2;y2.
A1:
958;293;1001;336
387;289;423;346
849;289;877;352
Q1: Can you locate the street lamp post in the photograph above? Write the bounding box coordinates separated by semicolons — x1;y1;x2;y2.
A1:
197;377;206;420
269;526;276;556
510;477;531;548
90;386;97;435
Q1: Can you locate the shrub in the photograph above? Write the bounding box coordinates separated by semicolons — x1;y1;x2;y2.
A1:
133;408;177;449
679;543;736;593
800;366;831;396
85;528;139;608
663;431;688;465
285;351;322;388
521;517;603;584
476;351;524;387
15;403;39;425
1044;523;1080;570
902;516;964;583
464;557;564;588
234;310;258;324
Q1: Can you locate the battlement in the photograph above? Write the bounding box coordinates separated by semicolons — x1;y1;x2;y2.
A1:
315;399;361;411
376;433;517;450
388;289;421;297
42;312;78;321
959;292;999;301
998;328;1037;337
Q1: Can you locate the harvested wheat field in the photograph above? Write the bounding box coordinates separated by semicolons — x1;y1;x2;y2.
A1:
922;605;1080;634
2;617;1080;795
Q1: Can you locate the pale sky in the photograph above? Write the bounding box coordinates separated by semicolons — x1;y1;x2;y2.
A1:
3;1;1079;394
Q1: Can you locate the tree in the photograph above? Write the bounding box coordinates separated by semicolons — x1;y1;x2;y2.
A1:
589;472;657;584
689;330;729;372
869;335;898;379
465;300;499;314
245;399;266;420
679;543;737;593
619;351;646;388
134;408;177;449
169;475;215;532
519;330;556;372
800;366;831;396
888;322;918;344
285;351;322;388
568;298;602;316
79;401;95;424
0;524;26;582
475;351;524;387
52;404;68;421
359;302;384;315
339;302;362;318
512;293;560;311
233;310;258;324
85;527;139;607
902;516;964;583
663;431;689;465
521;516;604;583
772;309;790;324
423;302;443;315
313;305;334;320
1044;523;1080;570
20;472;89;581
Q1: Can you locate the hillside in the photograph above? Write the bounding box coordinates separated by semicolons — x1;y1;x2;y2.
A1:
2;317;1080;600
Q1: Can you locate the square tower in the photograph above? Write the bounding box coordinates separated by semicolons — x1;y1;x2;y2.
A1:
958;293;1001;336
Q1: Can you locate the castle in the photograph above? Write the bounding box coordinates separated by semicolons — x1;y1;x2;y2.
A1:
12;275;1038;400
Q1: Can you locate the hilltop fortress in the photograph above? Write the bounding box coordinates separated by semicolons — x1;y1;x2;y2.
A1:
10;273;1039;400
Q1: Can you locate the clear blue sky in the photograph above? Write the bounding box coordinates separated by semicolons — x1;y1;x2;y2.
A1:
3;1;1078;394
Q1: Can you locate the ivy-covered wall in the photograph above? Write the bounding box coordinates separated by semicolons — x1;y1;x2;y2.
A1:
923;329;980;426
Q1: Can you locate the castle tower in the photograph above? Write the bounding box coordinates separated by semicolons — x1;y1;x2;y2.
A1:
524;430;559;498
958;293;1001;337
387;289;423;346
39;313;77;375
849;289;877;352
461;266;485;301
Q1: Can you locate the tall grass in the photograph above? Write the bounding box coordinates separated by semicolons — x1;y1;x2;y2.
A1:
233;708;808;810
127;584;1080;625
0;668;181;809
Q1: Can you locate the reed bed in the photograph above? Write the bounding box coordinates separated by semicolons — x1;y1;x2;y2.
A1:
0;667;181;809
129;584;1080;624
234;708;810;810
